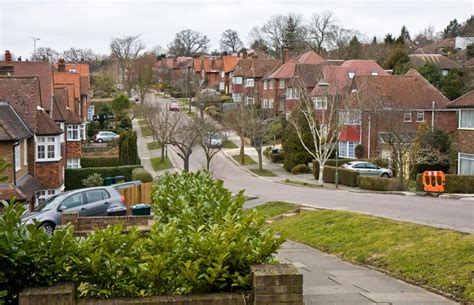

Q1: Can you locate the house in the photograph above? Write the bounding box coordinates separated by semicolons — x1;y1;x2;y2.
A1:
409;54;461;76
0;76;64;204
412;38;455;55
219;55;239;94
201;57;223;89
447;91;474;174
455;37;474;50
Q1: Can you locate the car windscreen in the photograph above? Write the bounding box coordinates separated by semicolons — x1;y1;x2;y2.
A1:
33;194;67;212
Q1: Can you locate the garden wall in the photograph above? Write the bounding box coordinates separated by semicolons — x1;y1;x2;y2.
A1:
60;212;154;234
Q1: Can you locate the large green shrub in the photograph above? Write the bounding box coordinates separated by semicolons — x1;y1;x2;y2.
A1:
131;168;153;183
81;173;104;187
358;176;404;191
81;157;121;168
119;131;140;165
322;166;360;187
291;164;312;175
282;110;314;172
111;94;130;113
65;165;142;190
416;174;474;193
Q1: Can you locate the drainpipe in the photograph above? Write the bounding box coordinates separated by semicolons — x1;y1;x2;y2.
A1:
431;101;435;131
367;115;371;159
12;144;17;185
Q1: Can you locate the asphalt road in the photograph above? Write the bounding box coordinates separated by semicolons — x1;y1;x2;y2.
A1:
149;94;474;234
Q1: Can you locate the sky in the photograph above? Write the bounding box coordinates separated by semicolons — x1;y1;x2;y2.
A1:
0;0;472;59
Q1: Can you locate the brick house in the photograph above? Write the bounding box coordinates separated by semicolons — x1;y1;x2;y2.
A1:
447;91;474;174
218;55;239;94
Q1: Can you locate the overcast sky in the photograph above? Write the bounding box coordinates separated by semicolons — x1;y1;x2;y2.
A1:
0;0;472;58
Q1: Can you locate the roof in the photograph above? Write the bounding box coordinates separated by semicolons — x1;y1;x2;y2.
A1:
52;87;82;124
202;57;222;73
0;184;27;201
174;58;193;69
409;54;461;70
36;108;62;136
295;51;324;64
0;61;53;111
17;174;41;199
293;64;323;88
80;76;90;95
243;59;280;78
353;69;450;109
233;58;253;77
266;62;296;79
341;60;389;76
222;56;239;73
448;91;474;108
0;102;33;141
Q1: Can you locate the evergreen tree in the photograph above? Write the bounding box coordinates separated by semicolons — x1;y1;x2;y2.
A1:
417;63;443;88
282;110;315;172
443;19;461;38
119;131;140;165
346;36;362;59
441;69;463;100
384;33;395;44
282;15;303;53
399;25;411;42
372;36;377;44
384;47;411;75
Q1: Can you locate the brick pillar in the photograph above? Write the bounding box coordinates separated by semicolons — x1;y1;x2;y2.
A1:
61;211;79;228
19;283;75;305
251;264;303;305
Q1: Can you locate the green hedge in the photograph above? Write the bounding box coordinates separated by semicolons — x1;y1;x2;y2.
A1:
65;165;142;190
81;157;121;168
131;168;153;183
291;164;312;175
312;159;357;179
322;166;359;187
416;174;474;193
358;176;404;191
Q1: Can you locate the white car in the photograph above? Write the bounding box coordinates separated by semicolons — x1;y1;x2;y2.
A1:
94;131;119;143
205;132;223;148
342;161;393;178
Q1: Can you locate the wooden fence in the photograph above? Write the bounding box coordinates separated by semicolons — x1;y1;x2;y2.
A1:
118;183;152;213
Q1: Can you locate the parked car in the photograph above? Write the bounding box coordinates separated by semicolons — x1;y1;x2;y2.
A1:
342;161;393;178
111;180;143;191
94;131;119;143
22;186;126;233
169;102;180;112
205;132;223;148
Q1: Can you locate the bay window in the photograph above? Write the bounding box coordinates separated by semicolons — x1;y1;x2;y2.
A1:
67;125;81;141
244;78;254;87
339;141;359;158
36;136;60;162
14;144;21;171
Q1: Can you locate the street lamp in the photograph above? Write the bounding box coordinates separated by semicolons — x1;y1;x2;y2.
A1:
318;80;339;189
27;36;40;59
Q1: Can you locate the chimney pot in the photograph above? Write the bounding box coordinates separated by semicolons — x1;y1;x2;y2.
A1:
5;50;12;63
58;58;66;72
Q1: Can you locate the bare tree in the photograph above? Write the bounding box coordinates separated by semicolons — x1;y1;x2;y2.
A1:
129;53;156;104
167;29;210;57
32;47;59;62
150;45;165;58
220;29;244;53
62;47;96;63
110;34;146;96
170;117;200;172
305;11;338;53
249;14;289;57
222;104;248;164
197;118;224;170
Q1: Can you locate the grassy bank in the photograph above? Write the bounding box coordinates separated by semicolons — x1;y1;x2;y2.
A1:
232;154;257;165
151;157;173;171
249;168;277;177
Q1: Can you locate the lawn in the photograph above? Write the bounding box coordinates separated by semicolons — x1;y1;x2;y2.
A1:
137;119;148;126
253;201;299;219
147;141;161;150
249;168;277;177
232;154;257;165
223;140;238;149
150;157;173;171
281;179;322;188
141;125;154;137
264;204;474;303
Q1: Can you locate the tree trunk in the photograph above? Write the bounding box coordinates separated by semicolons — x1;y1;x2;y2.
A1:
183;157;189;172
240;136;245;164
318;165;325;186
257;146;263;171
161;144;165;162
206;155;211;170
200;105;204;119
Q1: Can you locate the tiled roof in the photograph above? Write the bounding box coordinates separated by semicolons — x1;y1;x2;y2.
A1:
52;87;82;124
448;90;474;108
244;59;280;78
222;56;239;73
36;108;62;136
341;60;389;76
265;62;296;79
0;61;53;111
353;69;450;109
294;64;323;88
233;58;253;77
0;102;33;141
409;54;461;70
0;184;27;201
17;174;41;199
295;51;324;64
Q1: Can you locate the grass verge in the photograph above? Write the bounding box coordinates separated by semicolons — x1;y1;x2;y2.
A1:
281;179;323;188
141;125;154;137
249;168;277;177
150;157;173;171
253;201;299;219
137;119;148;126
232;154;257;165
147;141;161;150
223;140;238;149
266;208;474;302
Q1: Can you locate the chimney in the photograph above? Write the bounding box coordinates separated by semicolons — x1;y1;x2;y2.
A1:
5;50;12;63
282;48;289;64
58;58;66;72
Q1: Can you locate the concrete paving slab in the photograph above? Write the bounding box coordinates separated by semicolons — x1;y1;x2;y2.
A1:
330;275;425;293
304;293;378;305
361;292;457;303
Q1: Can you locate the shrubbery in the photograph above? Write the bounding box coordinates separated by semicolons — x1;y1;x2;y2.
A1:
312;159;357;179
81;157;121;168
291;164;312;175
358;176;404;191
81;173;104;187
322;166;359;187
131;168;153;183
119;131;140;165
282;110;314;172
416;174;474;193
65;165;142;190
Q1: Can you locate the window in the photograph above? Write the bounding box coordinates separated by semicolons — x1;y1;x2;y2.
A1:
370;72;378;76
348;72;355;79
340;110;361;125
245;96;254;105
320;124;328;137
87;105;95;121
404;112;412;122
459;153;474;175
339;141;360;158
67;158;81;169
36;189;59;205
233;77;242;85
36;136;60;161
416;111;425;122
85;189;109;203
442;70;448;76
14;144;21;172
459;110;474;129
67;125;81;141
61;193;84;209
313;96;328;109
23;139;27;166
244;78;254;87
286;88;299;100
269;80;274;89
269;99;274;109
279;79;285;89
263;80;267;90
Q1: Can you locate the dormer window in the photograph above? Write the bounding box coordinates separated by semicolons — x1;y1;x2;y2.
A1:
371;72;378;76
348;72;355;79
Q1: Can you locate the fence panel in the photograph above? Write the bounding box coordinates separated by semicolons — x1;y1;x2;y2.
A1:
119;183;153;214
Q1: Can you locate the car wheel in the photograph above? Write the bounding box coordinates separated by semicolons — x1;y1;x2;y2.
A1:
381;173;390;178
97;138;103;143
40;222;55;234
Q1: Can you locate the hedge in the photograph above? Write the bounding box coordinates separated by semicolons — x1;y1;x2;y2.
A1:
416;174;474;193
81;157;121;168
322;166;359;187
291;164;312;175
271;152;284;163
65;165;142;190
131;168;153;183
312;159;357;179
358;176;404;191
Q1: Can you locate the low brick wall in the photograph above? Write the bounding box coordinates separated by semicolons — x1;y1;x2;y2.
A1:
19;264;303;305
61;212;154;233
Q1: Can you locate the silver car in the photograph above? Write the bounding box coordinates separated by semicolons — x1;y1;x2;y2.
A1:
22;186;126;233
342;161;393;178
94;131;119;143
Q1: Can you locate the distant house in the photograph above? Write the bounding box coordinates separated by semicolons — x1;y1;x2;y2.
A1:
447;91;474;174
219;56;239;94
409;54;461;76
455;37;474;50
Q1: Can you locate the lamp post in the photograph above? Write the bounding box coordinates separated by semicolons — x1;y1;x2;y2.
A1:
27;36;40;59
317;80;338;189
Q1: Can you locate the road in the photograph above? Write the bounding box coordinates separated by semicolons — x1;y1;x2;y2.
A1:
148;94;474;234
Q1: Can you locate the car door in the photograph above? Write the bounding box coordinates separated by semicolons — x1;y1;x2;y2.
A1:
59;192;87;216
353;163;368;175
84;189;111;216
365;163;380;176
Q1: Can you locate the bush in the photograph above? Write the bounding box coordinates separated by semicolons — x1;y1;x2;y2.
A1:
119;131;140;165
358;176;404;191
282;109;314;172
271;152;284;163
87;121;100;138
65;165;142;190
131;168;153;183
81;157;121;168
81;173;104;187
111;94;130;113
170;91;184;98
312;159;358;179
371;158;389;168
291;164;312;175
263;146;272;159
355;144;364;159
416;174;474;193
322;166;359;187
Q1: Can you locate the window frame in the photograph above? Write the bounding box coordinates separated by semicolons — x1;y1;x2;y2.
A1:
269;80;274;89
23;138;28;166
67;158;81;169
67;125;81;141
36;135;61;162
404;112;412;122
244;78;254;88
416;111;425;122
14;144;21;172
459;153;474;175
313;96;328;109
459;109;474;129
279;79;285;89
263;80;267;90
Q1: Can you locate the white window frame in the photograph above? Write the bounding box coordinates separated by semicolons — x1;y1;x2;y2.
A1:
459;109;474;129
87;105;95;121
339;141;360;158
245;96;254;105
269;99;274;109
263;80;267;90
67;125;81;141
313;96;328;109
269;80;274;89
233;76;242;85
340;110;361;125
404;112;412;122
67;158;81;169
14;144;21;172
36;136;61;162
57;122;65;143
416;111;425;122
35;187;62;205
286;88;299;100
244;78;254;87
370;72;379;76
458;153;474;175
348;72;355;79
279;79;285;89
23;138;28;166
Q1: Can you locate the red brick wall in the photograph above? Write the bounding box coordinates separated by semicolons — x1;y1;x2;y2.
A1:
457;129;474;154
66;141;82;159
35;160;64;189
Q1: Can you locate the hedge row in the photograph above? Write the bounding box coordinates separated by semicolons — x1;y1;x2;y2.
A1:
312;159;357;179
358;176;404;191
131;168;153;183
416;174;474;193
65;165;142;190
322;166;359;187
81;157;121;168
